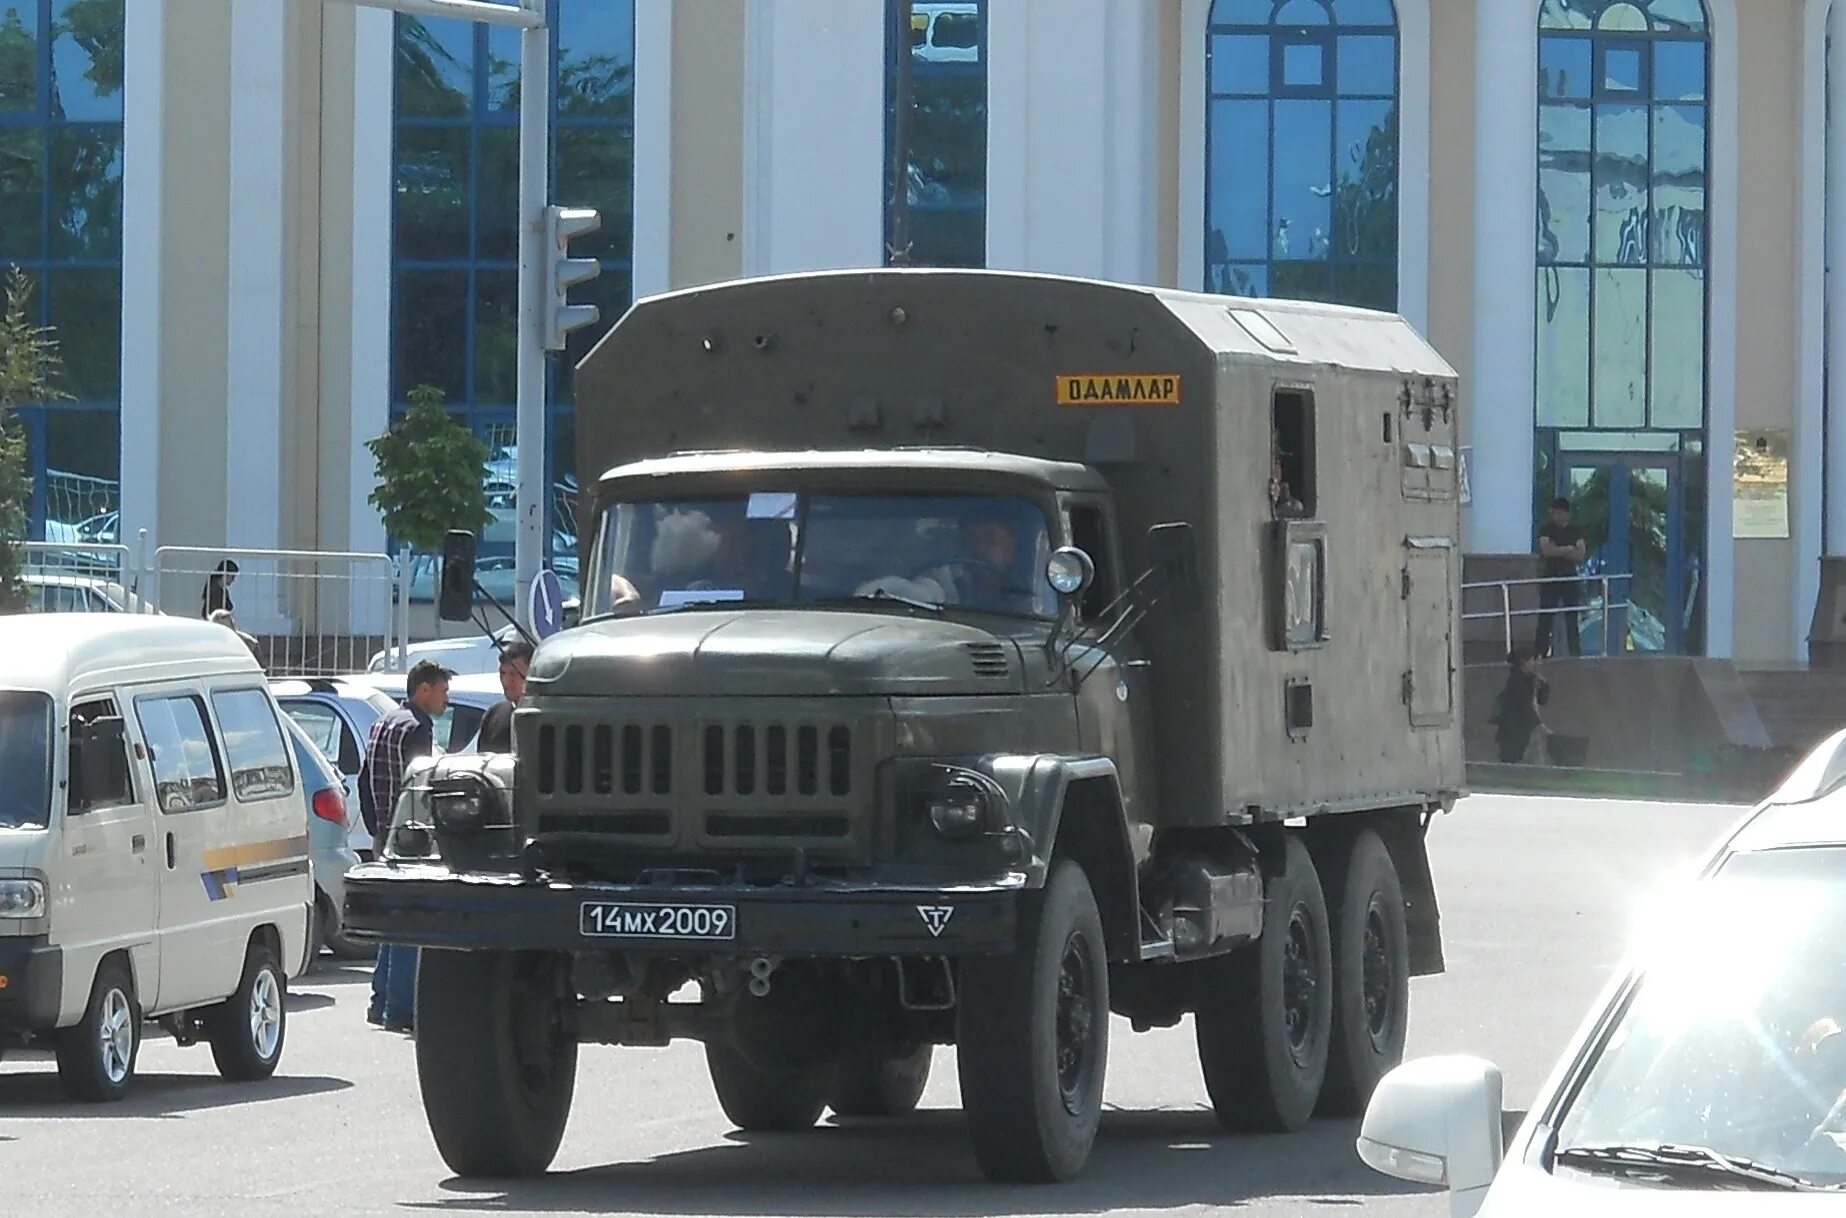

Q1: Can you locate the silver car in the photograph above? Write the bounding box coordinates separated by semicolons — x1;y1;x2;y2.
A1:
281;713;364;963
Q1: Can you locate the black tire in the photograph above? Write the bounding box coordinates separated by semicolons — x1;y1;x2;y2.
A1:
416;950;578;1178
1319;831;1410;1116
957;860;1109;1183
55;958;140;1103
305;897;326;973
706;1044;828;1131
317;891;373;961
1196;835;1333;1133
828;1043;932;1118
208;940;287;1081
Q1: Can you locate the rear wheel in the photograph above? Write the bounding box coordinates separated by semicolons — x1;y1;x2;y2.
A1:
1195;835;1332;1132
1319;831;1409;1116
828;1043;932;1118
208;941;287;1081
55;958;139;1103
706;1045;828;1131
417;950;578;1177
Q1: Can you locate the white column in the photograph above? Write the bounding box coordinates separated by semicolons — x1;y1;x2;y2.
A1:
1797;0;1833;653
631;0;674;300
1468;0;1538;554
349;4;392;559
1703;0;1739;658
1826;2;1846;558
119;0;163;566
741;0;884;274
1396;0;1432;334
986;0;1159;282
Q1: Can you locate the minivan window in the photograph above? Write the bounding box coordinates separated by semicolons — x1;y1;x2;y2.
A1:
135;694;226;812
212;689;295;801
70;697;134;813
0;690;53;829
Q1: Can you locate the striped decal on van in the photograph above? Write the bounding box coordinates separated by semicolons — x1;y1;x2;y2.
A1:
200;834;309;902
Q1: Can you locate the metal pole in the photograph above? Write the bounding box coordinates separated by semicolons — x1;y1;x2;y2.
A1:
887;1;915;266
1500;584;1511;656
514;3;551;621
1601;574;1612;656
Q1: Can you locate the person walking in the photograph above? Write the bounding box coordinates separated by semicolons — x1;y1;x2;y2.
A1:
1490;647;1550;764
1534;496;1586;658
475;638;532;755
200;559;239;619
358;659;452;1033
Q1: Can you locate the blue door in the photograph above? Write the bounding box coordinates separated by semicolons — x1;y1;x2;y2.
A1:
1560;456;1686;654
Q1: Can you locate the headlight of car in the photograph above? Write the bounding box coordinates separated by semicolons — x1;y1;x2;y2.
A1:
924;767;1006;838
0;878;46;919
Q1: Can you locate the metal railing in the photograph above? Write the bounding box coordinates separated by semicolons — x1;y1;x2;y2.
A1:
1461;571;1635;657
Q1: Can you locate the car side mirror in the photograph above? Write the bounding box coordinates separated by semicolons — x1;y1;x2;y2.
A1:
1146;522;1201;612
1356;1056;1505;1218
70;716;129;811
439;530;478;623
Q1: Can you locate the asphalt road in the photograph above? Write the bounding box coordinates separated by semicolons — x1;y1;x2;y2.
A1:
1;793;1743;1216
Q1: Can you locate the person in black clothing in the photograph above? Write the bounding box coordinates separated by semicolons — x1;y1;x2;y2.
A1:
476;638;532;755
1491;647;1550;764
1534;497;1586;658
201;559;239;619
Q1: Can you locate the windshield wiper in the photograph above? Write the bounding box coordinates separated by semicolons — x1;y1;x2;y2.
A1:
809;591;944;614
1554;1142;1841;1191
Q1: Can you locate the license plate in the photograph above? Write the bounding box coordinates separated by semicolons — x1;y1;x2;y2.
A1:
580;901;736;941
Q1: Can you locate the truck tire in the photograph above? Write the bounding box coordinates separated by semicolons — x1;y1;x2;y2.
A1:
828;1043;932;1118
55;958;140;1103
1319;830;1409;1116
706;1045;828;1131
1196;835;1332;1133
207;940;287;1081
416;950;578;1177
957;859;1109;1183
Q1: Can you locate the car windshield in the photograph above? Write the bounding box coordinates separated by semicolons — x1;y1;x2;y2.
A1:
587;490;1056;619
0;690;54;830
1553;846;1846;1188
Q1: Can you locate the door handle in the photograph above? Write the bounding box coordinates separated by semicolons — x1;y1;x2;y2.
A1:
165;833;175;869
131;834;146;854
1122;658;1153;670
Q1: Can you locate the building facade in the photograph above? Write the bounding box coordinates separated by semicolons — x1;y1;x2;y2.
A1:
20;0;1846;660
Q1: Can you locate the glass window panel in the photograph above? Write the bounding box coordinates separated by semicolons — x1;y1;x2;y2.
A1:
1337;35;1394;95
556;267;630;404
1647;0;1707;33
1652;40;1705;101
1599;3;1648;32
550;409;578;563
1273;100;1333;261
1538;0;1595;31
0;127;44;259
1593;104;1648;264
1591;267;1647;427
48;124;122;260
1650;104;1704;265
1209;0;1272;23
393;126;470;261
391;269;467;403
43;407;117;538
1334;98;1396;260
907;73;987;207
395;15;472;119
48;268;118;403
486;22;519;114
1331;0;1396;26
476;125;518;262
50;0;123;122
473;269;517;406
1207;98;1269;262
0;2;38;111
558;0;635;121
1537;266;1590;426
1281;41;1325;88
1210;34;1269;95
1540;36;1591;100
136;695;224;811
1275;0;1331;25
1538;104;1591;263
1213;262;1269;297
1334;261;1395;311
1648;268;1704;428
1272;261;1335;301
210;689;294;801
556;126;634;261
1600;45;1643;93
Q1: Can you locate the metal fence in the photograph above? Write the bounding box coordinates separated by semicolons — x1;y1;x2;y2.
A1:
1462;571;1634;657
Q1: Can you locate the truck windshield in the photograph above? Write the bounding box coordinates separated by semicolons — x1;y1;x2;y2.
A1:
588;491;1056;619
0;690;53;830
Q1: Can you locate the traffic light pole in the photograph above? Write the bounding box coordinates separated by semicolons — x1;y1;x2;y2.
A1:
514;4;552;615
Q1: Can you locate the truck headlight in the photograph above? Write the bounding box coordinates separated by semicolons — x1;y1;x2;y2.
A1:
431;786;486;832
925;769;1003;838
0;878;46;919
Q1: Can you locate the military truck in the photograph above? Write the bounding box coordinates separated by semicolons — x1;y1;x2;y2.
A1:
343;269;1464;1183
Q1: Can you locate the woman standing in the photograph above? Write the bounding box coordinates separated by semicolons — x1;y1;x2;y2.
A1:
201;559;239;619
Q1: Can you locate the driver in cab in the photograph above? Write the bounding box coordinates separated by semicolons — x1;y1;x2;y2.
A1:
890;507;1051;616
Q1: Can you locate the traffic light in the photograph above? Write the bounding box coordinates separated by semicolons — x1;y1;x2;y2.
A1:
544;204;602;351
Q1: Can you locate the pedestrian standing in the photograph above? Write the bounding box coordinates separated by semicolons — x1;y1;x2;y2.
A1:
1534;496;1586;658
201;559;239;619
1490;647;1550;764
358;659;452;1033
476;638;532;755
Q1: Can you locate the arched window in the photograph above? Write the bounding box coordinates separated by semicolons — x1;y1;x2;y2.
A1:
1535;0;1708;654
1203;0;1399;309
884;1;987;268
391;1;633;600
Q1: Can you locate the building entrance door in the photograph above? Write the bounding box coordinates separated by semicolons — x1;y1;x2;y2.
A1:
1559;455;1687;654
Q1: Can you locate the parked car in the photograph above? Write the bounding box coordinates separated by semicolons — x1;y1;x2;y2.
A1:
271;677;399;856
280;713;365;962
21;572;152;614
348;671;502;755
1359;730;1846;1211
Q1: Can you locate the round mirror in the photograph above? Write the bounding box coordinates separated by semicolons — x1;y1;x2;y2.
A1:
1046;547;1095;597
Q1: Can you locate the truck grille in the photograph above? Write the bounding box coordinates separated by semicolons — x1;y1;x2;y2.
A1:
701;723;853;798
534;721;673;797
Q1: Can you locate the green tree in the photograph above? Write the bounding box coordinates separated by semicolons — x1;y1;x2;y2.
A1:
365;385;492;556
0;268;69;609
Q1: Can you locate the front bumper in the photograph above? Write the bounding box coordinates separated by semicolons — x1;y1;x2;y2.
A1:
0;936;63;1038
343;863;1019;957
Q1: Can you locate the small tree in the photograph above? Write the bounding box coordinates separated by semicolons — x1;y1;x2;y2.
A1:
366;385;493;574
0;268;67;610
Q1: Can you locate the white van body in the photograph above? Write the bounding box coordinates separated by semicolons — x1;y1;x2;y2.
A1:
0;616;311;1100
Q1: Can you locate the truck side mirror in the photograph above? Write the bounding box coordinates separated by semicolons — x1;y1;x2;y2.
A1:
1046;547;1095;600
438;530;478;623
70;716;129;811
1147;522;1201;612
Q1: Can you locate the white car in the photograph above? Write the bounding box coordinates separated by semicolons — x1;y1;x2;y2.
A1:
22;572;152;615
1359;732;1846;1211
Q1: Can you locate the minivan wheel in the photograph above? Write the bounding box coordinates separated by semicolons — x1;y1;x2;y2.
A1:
56;958;140;1102
208;941;286;1081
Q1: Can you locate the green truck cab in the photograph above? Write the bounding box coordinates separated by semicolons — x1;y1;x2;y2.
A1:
343;269;1464;1184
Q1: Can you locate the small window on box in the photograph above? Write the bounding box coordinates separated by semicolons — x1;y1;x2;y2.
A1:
1271;389;1315;518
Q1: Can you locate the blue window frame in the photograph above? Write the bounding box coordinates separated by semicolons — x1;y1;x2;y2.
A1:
883;1;987;268
391;0;633;603
1203;0;1399;310
0;0;124;547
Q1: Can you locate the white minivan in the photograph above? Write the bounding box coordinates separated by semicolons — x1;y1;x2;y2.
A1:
0;615;312;1101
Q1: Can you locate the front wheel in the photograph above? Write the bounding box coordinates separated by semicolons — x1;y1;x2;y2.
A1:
208;941;287;1081
828;1043;932;1118
957;860;1109;1183
55;958;140;1103
417;950;578;1178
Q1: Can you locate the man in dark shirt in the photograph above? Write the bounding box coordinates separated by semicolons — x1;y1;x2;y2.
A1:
1535;496;1586;658
358;659;451;1032
476;638;532;755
